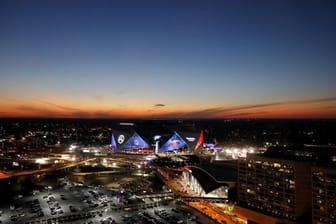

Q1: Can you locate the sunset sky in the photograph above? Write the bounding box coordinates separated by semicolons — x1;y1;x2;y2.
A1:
1;0;336;119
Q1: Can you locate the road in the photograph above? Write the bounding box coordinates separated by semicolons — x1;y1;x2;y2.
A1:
0;158;95;179
154;166;240;224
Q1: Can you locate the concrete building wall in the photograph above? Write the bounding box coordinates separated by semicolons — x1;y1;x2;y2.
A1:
238;154;313;222
312;166;336;224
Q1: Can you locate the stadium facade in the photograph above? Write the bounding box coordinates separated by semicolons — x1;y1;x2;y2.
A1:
111;123;203;153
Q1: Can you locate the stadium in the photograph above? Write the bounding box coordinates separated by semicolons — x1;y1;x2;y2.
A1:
111;122;204;154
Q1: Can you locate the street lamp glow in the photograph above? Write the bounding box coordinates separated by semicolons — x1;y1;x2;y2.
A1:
35;158;48;164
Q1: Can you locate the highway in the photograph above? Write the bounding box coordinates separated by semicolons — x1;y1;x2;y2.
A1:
0;158;95;179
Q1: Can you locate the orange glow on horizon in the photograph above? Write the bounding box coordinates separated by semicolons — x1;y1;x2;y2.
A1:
0;99;335;119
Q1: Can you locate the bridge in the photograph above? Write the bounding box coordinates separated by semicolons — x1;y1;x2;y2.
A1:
135;192;174;199
180;196;228;203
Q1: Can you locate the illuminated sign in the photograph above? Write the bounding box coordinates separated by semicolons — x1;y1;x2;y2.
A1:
118;134;125;144
186;137;196;142
123;133;149;149
159;133;187;152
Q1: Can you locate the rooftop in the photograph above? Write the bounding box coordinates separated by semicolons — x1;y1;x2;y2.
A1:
261;145;336;165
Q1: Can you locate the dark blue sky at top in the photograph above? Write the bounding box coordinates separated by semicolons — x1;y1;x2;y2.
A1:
0;0;336;117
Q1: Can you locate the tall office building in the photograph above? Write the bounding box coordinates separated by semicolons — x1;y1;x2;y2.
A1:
312;166;336;224
237;145;336;224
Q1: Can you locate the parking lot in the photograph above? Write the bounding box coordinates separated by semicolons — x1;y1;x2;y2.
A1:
0;178;217;224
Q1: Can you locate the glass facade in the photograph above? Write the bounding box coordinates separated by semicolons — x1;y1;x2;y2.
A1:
158;133;187;153
111;125;202;153
123;133;149;150
111;133;117;150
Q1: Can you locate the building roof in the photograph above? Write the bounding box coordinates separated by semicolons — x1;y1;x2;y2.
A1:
187;160;237;193
112;122;202;152
188;167;223;193
262;145;336;165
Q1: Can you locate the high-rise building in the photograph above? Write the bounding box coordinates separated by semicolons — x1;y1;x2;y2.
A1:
237;145;336;224
312;166;336;224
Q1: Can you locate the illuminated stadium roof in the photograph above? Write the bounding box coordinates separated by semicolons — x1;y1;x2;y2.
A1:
165;124;204;150
111;123;203;153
